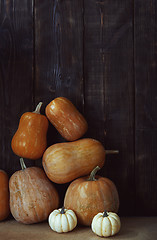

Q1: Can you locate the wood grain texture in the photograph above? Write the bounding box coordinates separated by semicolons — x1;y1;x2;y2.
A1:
134;0;157;215
34;0;84;204
84;0;135;216
83;0;105;143
0;0;34;174
35;0;84;144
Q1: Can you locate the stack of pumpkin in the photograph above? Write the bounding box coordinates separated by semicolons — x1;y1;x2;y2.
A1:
0;97;121;237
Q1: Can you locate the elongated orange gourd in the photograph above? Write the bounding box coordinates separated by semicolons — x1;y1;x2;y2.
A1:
0;170;10;221
11;102;49;160
45;97;88;141
42;138;106;184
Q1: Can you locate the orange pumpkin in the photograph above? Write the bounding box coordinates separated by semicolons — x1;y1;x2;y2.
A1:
11;102;49;160
64;166;119;226
45;97;88;141
42;138;106;184
9;158;59;224
0;170;10;221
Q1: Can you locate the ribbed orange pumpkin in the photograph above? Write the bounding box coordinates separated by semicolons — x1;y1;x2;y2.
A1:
64;166;119;226
9;158;59;224
0;170;10;221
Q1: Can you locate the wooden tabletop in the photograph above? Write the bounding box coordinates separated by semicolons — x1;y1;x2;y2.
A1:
0;217;157;240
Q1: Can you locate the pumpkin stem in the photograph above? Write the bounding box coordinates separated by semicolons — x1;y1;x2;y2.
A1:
60;207;65;214
103;210;108;217
20;158;27;170
105;150;119;155
33;102;43;114
87;166;101;181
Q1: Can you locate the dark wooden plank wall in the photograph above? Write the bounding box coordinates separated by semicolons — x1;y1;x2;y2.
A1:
134;0;157;215
84;0;135;216
0;0;156;216
0;0;34;173
34;0;84;204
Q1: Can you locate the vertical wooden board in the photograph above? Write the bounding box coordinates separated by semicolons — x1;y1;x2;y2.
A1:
0;0;34;175
35;0;84;204
34;0;84;106
83;0;105;143
135;130;157;215
84;0;134;215
35;0;84;142
134;0;157;215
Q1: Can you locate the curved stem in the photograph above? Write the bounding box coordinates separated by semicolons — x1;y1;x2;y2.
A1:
105;150;119;155
33;102;43;114
87;166;100;181
103;210;108;217
60;206;65;214
20;158;26;170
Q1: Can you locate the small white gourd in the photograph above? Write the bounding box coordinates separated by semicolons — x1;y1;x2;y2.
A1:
48;207;77;233
91;210;121;237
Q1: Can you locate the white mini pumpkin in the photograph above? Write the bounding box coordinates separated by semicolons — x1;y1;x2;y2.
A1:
91;211;121;237
48;207;77;233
